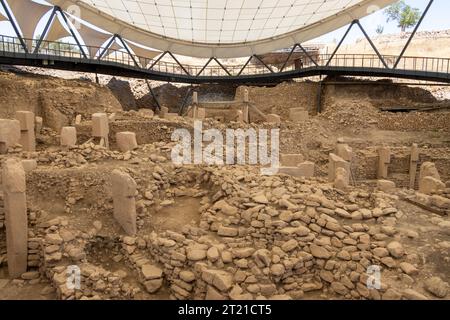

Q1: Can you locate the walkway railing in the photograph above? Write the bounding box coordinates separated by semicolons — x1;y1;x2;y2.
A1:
1;34;450;80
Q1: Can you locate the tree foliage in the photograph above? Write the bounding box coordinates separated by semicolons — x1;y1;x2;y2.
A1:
384;0;422;32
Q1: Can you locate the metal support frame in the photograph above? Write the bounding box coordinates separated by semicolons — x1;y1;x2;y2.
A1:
213;57;232;76
252;54;274;73
280;43;319;72
178;85;193;115
0;0;28;52
196;57;213;76
166;51;190;75
326;20;388;69
97;35;116;59
326;21;355;66
394;0;434;69
280;44;298;72
237;56;253;76
116;34;140;67
354;20;388;69
146;80;161;111
33;7;58;54
298;44;318;67
55;7;87;58
149;51;167;69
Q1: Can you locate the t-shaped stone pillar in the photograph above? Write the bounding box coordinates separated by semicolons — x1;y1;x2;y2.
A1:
111;170;137;236
336;138;353;162
2;158;28;278
92;113;109;149
377;146;391;179
328;153;350;182
15;111;36;152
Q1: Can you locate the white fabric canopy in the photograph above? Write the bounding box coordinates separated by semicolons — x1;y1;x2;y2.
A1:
44;15;71;42
37;0;397;57
8;0;52;49
124;40;161;68
74;17;112;58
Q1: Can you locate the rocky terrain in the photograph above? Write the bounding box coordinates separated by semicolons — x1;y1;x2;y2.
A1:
0;66;449;301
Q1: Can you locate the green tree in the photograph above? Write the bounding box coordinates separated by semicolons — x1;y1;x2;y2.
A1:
384;0;422;32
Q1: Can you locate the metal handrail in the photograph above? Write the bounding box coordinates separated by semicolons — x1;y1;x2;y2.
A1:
0;34;449;78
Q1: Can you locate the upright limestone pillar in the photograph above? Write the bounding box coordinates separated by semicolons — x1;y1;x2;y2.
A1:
328;153;350;182
2;158;28;278
92;113;109;149
15;111;36;152
111;170;137;236
377;146;391;179
243;89;250;123
409;144;420;189
61;127;77;147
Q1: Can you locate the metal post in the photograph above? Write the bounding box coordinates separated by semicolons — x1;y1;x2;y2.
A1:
167;51;190;75
213;57;232;76
146;80;161;111
0;0;28;52
149;51;167;69
34;7;57;54
97;35;116;60
394;0;434;69
354;20;389;69
116;35;139;67
55;7;87;58
326;21;355;66
298;44;319;66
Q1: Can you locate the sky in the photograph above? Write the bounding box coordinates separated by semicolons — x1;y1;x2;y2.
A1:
1;0;449;51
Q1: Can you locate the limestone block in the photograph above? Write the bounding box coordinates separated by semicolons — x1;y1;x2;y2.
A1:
159;106;169;117
281;154;304;167
236;110;244;123
334;167;349;191
138;109;154;117
197;108;206;120
289;108;309;122
243;105;249;123
2;159;28;278
336;143;353;162
116;132;138;152
15;111;35;131
164;113;179;120
75;114;82;125
0;119;21;152
419;176;445;195
111;170;137;236
193;92;198;105
279;161;315;178
21;159;38;173
92;113;109;137
266;114;281;124
377;147;391;179
377;180;396;192
419;162;441;181
35;117;43;135
328;153;350;182
20;131;36;152
60;127;77;147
